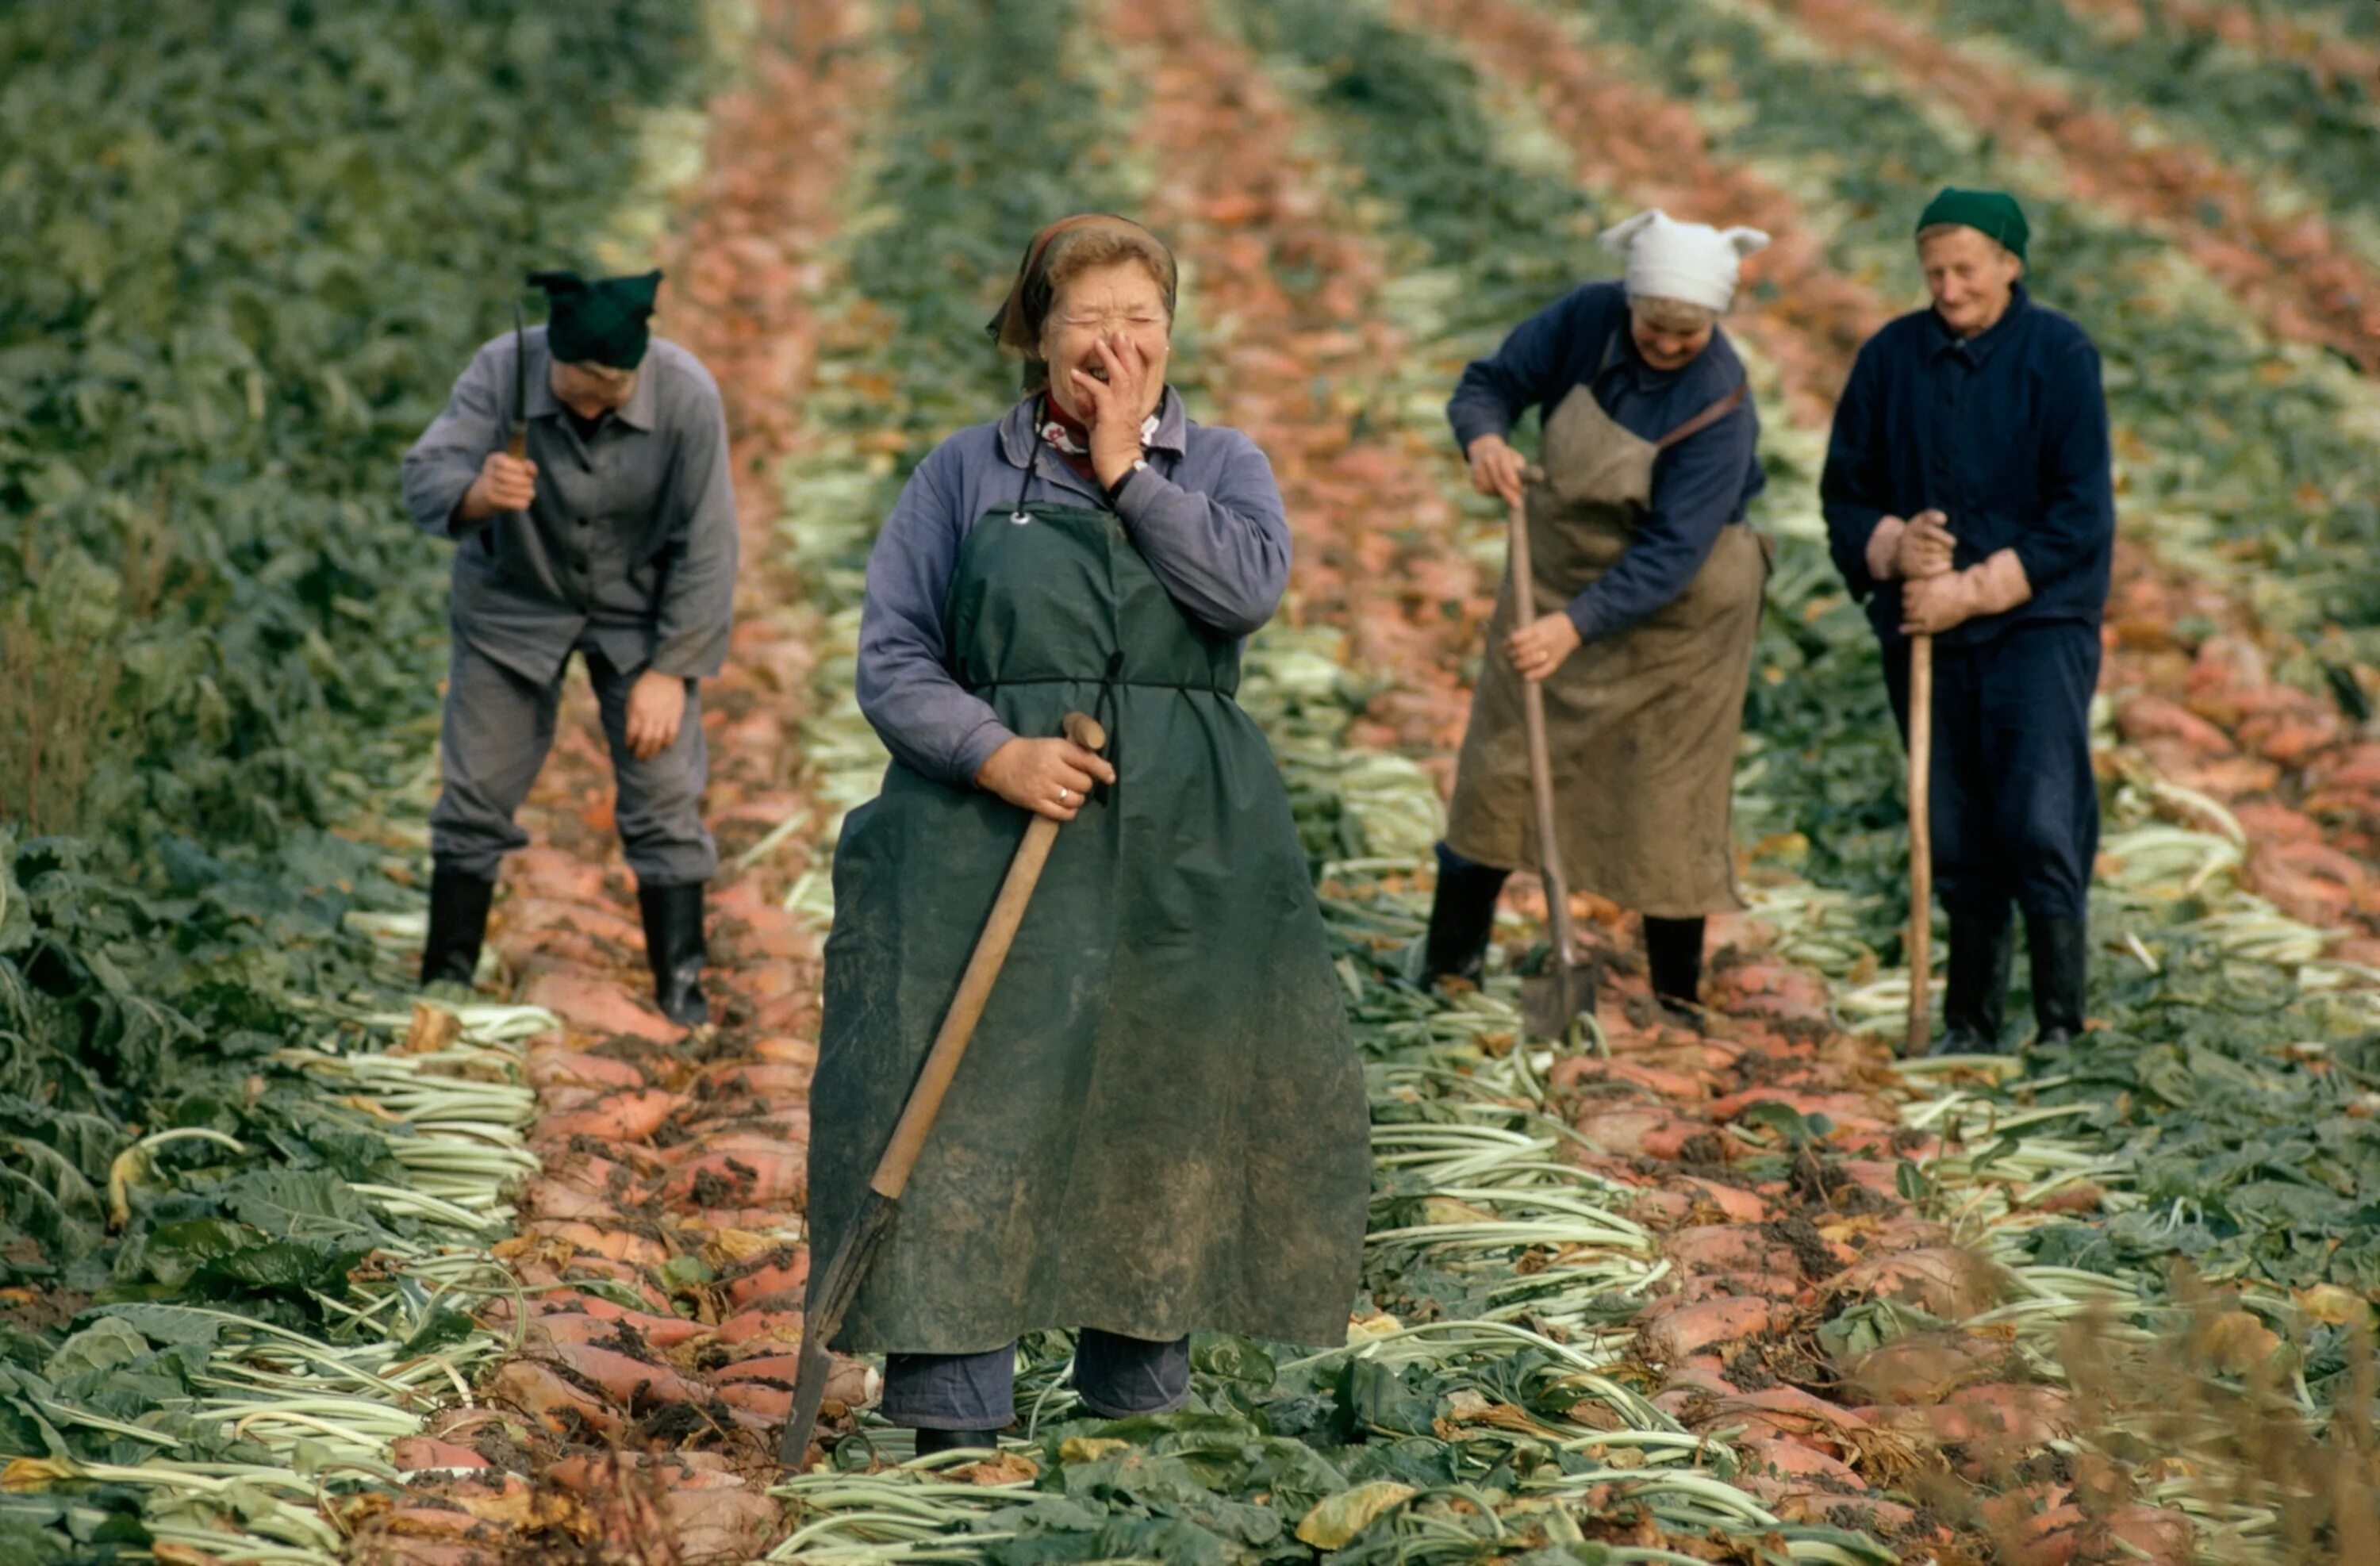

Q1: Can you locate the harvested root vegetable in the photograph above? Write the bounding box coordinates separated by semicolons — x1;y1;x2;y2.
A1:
1638;1295;1791;1361
524;1219;669;1267
544;1341;708;1407
389;1437;493;1472
542;1087;686;1142
488;1360;619;1436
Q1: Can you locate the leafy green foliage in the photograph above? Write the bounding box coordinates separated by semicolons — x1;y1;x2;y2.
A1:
0;0;708;843
0;4;714;1551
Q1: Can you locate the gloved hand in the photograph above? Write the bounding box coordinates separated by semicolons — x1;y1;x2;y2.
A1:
1900;548;2033;635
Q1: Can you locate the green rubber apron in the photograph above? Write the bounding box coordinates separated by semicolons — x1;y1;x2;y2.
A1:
808;447;1370;1353
1445;360;1772;917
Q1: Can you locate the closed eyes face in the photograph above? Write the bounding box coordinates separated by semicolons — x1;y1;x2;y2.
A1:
1042;261;1172;421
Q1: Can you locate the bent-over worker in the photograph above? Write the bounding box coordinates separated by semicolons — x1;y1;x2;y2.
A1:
807;215;1368;1453
1426;210;1774;1019
1821;189;2113;1054
401;269;738;1027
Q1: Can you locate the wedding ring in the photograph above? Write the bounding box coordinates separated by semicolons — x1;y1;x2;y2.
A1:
1058;787;1073;804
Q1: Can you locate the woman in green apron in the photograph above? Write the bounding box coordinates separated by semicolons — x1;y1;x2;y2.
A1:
808;216;1370;1453
1426;210;1773;1020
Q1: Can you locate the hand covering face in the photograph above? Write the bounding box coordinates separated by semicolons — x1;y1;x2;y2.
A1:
985;214;1177;389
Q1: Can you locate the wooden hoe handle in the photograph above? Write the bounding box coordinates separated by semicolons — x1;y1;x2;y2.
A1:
867;711;1105;1199
1904;635;1934;1057
1508;489;1580;1010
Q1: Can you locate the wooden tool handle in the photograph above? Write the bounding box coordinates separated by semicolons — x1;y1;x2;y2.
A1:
506;429;528;461
1905;634;1934;1057
867;712;1107;1199
1508;491;1580;993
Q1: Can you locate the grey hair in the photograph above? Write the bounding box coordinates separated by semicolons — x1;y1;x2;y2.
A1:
1629;294;1721;332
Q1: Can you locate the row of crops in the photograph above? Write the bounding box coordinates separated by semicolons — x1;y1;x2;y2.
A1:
0;2;720;1559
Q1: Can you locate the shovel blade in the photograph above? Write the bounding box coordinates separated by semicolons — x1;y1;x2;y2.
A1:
776;1188;900;1469
1521;962;1595;1041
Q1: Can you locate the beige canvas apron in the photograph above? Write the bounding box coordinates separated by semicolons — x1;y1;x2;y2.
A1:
1445;377;1772;917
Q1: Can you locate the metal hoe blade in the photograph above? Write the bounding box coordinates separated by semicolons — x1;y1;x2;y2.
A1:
1522;961;1595;1042
776;1189;899;1468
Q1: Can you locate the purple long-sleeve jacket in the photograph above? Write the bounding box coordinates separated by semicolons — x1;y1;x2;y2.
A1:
856;390;1291;786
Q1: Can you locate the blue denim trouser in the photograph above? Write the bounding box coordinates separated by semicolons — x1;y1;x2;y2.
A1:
880;1330;1192;1430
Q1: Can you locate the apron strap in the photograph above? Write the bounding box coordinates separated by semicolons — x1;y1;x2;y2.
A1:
1653;382;1745;451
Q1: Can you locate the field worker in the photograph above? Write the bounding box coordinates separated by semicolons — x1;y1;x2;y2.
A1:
1426;209;1774;1021
401;269;737;1027
805;215;1368;1454
1821;189;2113;1054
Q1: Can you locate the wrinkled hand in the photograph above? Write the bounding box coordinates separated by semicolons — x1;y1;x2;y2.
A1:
624;670;689;760
1505;611;1583;682
1896;509;1956;581
1899;570;1983;636
1072;333;1157;489
459;451;537;523
1466;435;1530;508
975;736;1119;823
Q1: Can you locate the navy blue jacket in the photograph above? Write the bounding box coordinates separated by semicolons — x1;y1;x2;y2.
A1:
1447;282;1764;645
1821;286;2113;646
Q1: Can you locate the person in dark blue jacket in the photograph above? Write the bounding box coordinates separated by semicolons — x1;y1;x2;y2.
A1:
1821;188;2114;1054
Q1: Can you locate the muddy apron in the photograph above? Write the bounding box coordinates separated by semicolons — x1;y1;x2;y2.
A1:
1444;374;1771;917
808;489;1370;1355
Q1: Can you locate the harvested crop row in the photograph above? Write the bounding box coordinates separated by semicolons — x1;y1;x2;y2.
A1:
344;5;881;1564
1162;8;2217;1556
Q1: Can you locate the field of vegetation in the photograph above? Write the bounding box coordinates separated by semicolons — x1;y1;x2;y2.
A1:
6;0;2379;1561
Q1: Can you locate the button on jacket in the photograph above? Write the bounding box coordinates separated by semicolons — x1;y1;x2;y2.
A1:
401;324;738;683
1821;285;2113;647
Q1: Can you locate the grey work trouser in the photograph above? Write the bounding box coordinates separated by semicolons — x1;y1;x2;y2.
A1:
428;637;718;886
881;1330;1192;1431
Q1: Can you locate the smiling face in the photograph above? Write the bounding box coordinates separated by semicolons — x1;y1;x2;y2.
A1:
1040;259;1172;423
1920;225;2025;339
1628;299;1717;373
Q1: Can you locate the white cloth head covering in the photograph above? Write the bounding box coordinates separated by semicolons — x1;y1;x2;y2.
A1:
1599;209;1771;314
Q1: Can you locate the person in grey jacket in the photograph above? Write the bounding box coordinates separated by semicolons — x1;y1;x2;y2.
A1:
400;269;738;1026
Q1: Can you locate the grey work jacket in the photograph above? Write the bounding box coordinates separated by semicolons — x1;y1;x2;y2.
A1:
401;326;738;684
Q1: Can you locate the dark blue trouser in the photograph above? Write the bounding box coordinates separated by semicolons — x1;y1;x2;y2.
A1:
1883;621;2100;922
881;1330;1191;1430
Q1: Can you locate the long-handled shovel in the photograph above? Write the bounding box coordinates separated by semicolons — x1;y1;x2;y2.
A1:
1904;634;1934;1057
776;712;1107;1469
1507;487;1595;1042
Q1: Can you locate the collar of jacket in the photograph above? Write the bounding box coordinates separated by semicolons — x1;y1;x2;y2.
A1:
1928;282;2033;367
998;384;1189;470
524;328;663;432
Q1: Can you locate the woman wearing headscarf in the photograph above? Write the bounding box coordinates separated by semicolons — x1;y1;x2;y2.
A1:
1423;212;1773;1019
804;217;1369;1453
1821;189;2113;1055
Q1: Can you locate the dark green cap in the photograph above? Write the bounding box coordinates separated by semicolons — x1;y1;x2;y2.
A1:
529;269;663;369
1916;188;2029;261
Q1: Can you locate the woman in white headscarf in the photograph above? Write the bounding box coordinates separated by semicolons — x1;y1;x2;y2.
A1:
1423;211;1773;1019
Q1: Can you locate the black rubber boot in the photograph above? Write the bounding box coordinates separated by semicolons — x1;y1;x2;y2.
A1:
1421;842;1510;985
420;865;497;988
638;881;710;1027
2027;914;2089;1047
1644;915;1706;1016
914;1427;1004;1457
1932;904;2015;1055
